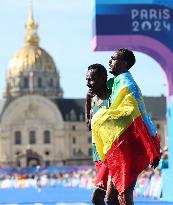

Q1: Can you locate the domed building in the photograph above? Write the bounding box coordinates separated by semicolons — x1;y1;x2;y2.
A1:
5;5;63;98
0;4;91;167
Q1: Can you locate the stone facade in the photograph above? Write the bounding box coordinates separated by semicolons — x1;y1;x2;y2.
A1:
0;95;91;167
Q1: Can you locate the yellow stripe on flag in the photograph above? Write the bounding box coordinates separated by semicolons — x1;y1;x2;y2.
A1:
91;86;141;161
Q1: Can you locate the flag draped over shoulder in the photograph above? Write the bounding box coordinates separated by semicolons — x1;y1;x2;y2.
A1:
91;72;160;194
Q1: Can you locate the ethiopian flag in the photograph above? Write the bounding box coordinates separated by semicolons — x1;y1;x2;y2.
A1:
91;72;160;194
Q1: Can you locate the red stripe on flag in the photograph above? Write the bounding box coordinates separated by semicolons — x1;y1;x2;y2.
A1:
105;116;160;194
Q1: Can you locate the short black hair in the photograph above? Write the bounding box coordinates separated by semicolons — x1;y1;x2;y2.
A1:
88;63;107;77
117;48;136;69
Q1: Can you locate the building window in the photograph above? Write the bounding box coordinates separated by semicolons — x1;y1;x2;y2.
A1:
65;114;69;120
70;110;76;121
13;78;16;87
72;137;76;144
156;124;160;129
49;78;53;87
44;130;51;144
24;77;29;88
88;148;92;156
45;150;50;156
14;131;21;145
79;113;84;121
38;77;42;88
72;125;76;131
88;136;92;144
29;131;36;144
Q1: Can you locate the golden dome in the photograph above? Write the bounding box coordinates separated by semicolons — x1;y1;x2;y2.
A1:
5;1;63;98
7;46;57;78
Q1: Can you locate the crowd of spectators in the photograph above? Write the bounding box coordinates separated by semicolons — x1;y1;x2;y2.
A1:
134;167;162;199
0;147;168;200
0;167;95;190
134;146;168;199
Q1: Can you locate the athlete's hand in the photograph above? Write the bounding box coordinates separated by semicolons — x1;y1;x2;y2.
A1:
86;119;91;131
85;91;94;131
86;91;95;101
150;157;160;169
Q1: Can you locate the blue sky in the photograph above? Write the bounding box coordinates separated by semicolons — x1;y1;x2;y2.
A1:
0;0;166;98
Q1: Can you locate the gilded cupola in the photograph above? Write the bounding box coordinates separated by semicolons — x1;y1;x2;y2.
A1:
5;1;63;98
